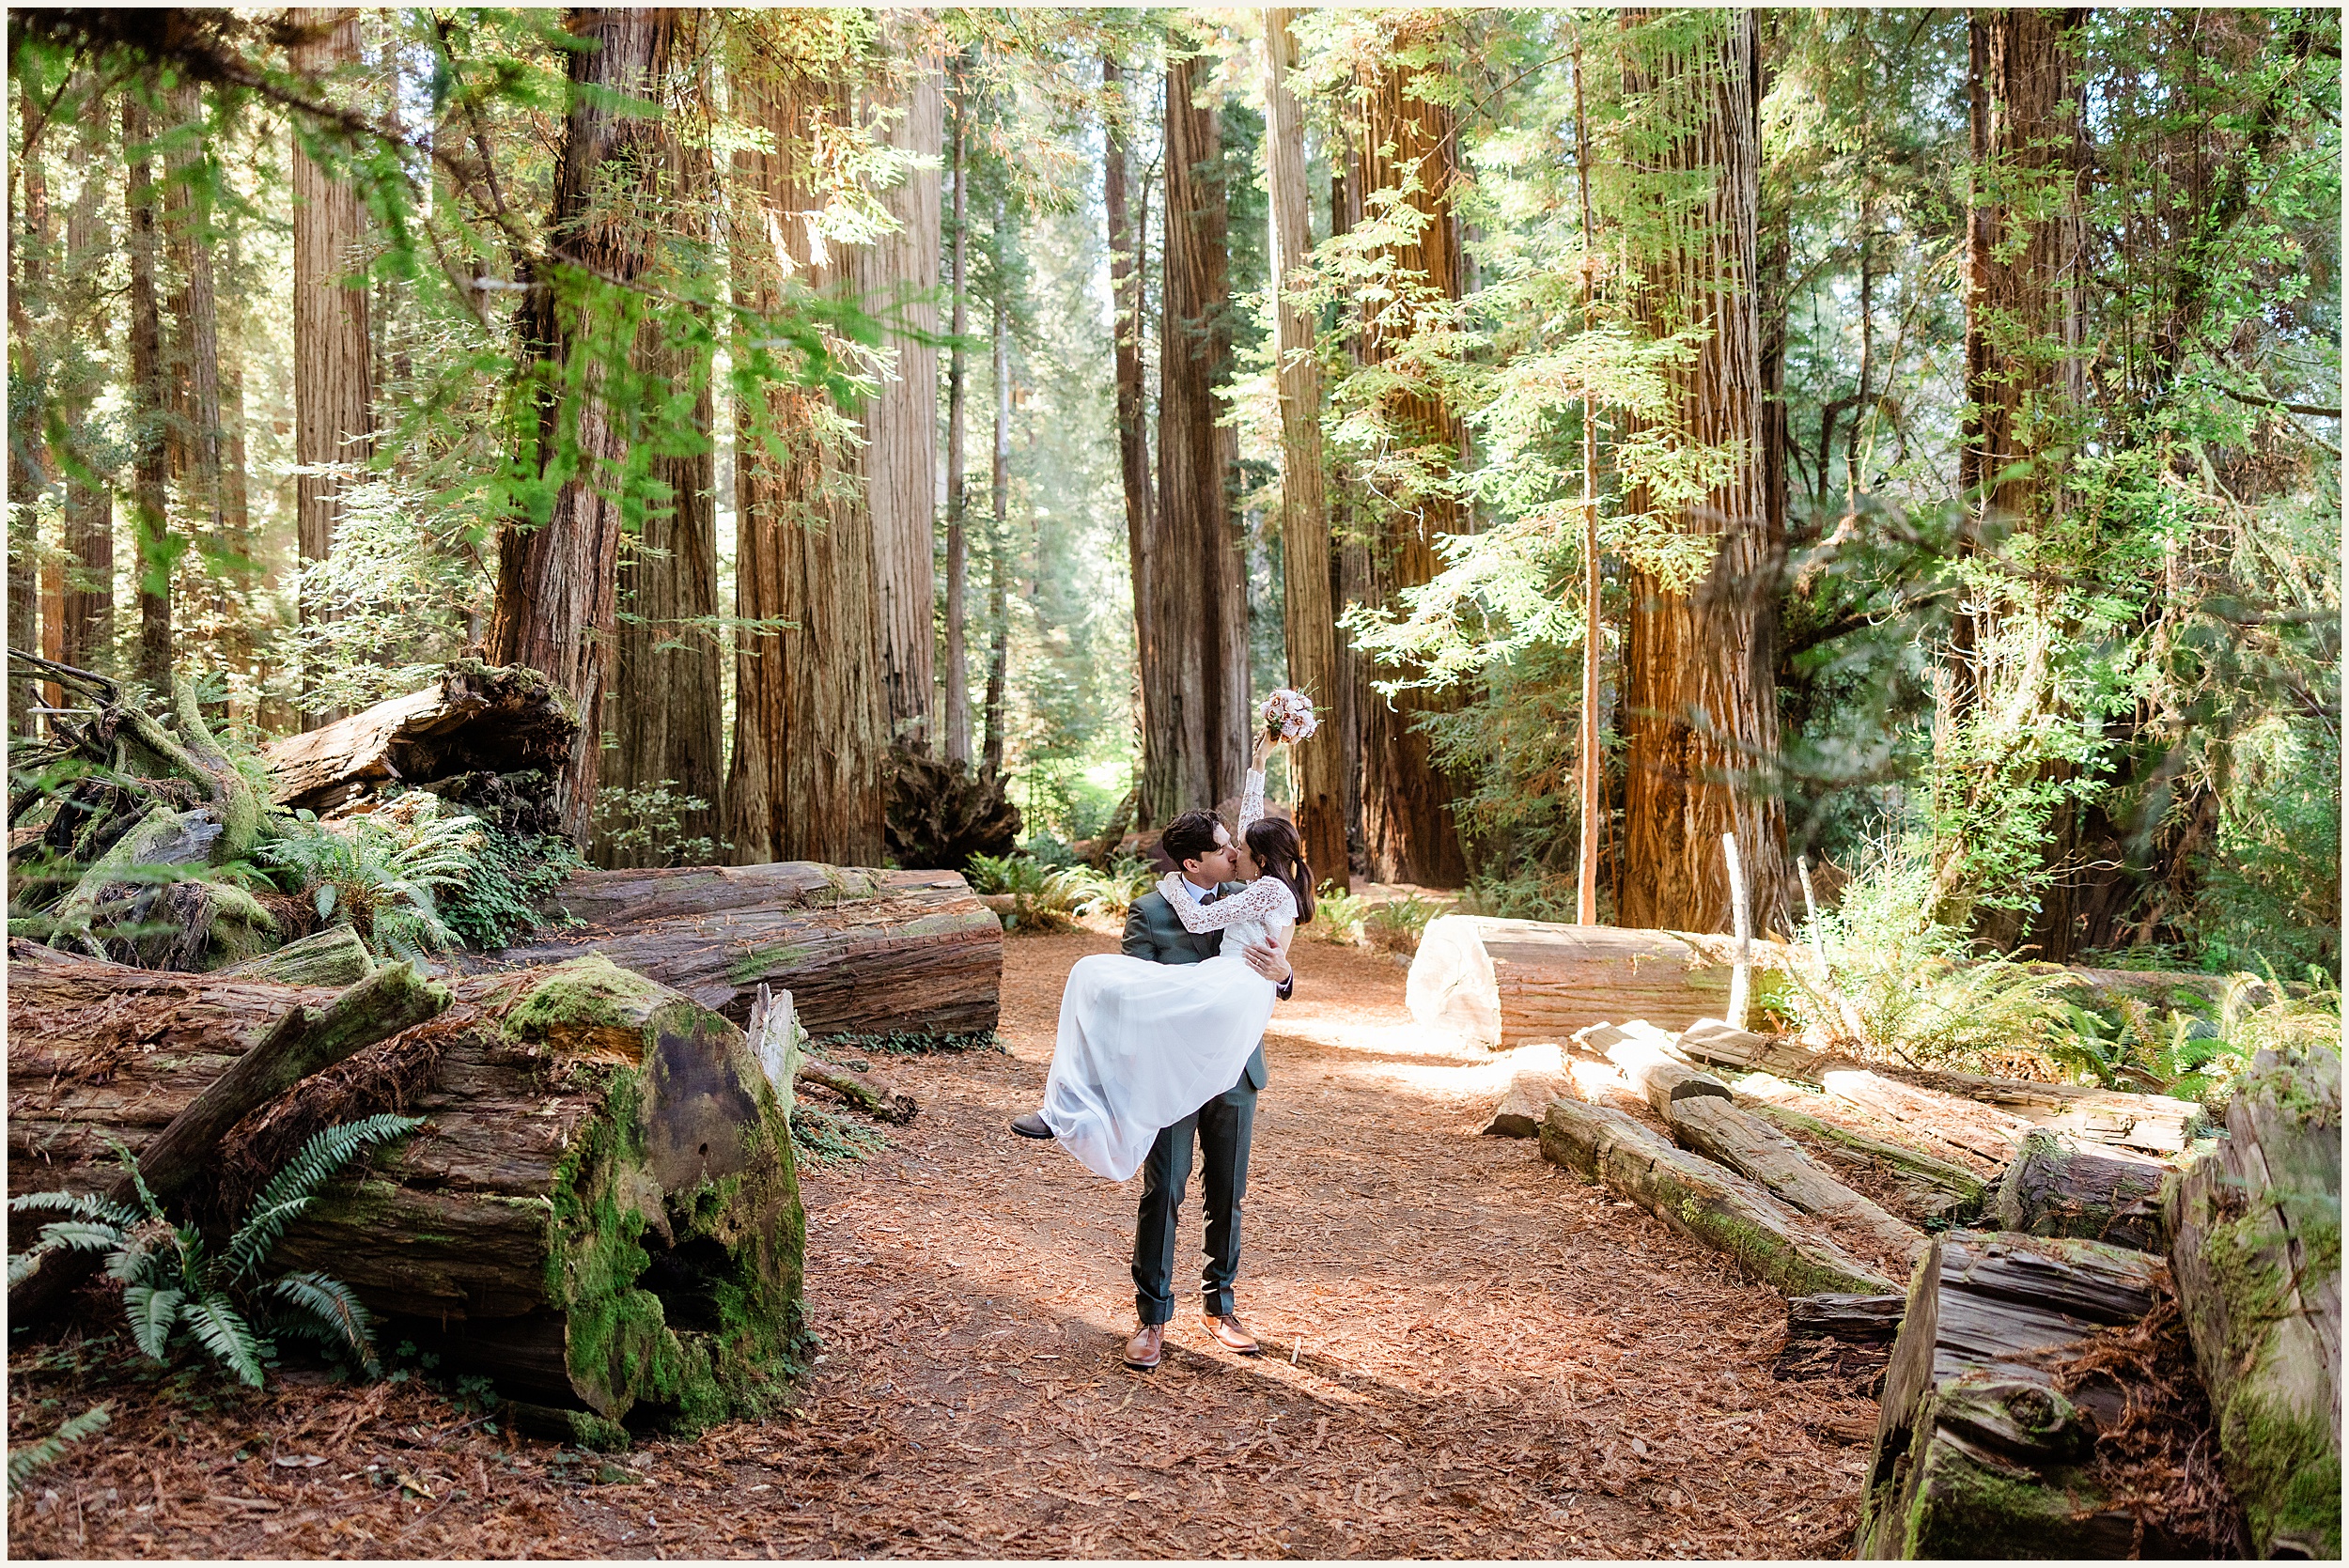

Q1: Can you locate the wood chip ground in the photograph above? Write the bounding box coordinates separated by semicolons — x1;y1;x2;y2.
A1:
9;931;1876;1559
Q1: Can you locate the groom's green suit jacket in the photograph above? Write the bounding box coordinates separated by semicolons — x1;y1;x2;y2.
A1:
1121;885;1269;1093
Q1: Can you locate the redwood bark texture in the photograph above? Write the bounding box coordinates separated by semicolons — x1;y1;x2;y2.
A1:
860;40;942;752
1353;39;1469;887
164;82;225;598
1263;12;1346;887
600;107;723;869
9;77;47;729
60;90;111;675
725;45;890;866
1104;58;1158;822
289;8;375;718
941;78;972;765
1615;9;1791;936
1143;54;1252;828
124;94;171;689
488;8;676;846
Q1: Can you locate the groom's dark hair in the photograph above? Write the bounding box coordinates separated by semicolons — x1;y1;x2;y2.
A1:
1159;810;1225;873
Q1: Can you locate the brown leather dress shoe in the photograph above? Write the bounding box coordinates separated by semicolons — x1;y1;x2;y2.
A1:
1202;1312;1260;1354
1124;1323;1166;1370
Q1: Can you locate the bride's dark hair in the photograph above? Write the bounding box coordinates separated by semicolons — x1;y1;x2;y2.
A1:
1244;816;1315;925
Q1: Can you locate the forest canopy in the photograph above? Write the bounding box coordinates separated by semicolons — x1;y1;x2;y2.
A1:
6;6;2340;980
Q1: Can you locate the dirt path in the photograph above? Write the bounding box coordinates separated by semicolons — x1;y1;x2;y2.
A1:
9;931;1875;1559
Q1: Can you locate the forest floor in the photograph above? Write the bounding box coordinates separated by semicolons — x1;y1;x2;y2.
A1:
8;929;1879;1560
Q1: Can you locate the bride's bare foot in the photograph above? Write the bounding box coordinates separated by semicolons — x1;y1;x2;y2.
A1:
1010;1112;1052;1140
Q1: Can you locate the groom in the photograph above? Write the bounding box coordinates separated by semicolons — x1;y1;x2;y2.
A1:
1112;807;1292;1370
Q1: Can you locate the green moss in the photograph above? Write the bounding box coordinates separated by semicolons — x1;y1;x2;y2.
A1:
725;942;819;985
502;955;670;1048
1904;1431;2105;1558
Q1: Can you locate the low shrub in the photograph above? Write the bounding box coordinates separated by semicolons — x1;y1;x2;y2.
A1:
1364;894;1440;957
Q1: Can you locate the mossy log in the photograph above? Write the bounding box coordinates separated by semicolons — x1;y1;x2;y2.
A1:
4;947;804;1439
1845;1059;2209;1157
1661;1095;1928;1272
215;924;375;987
467;861;1002;1040
795;1055;917;1125
260;660;579;818
1539;1096;1897;1297
1731;1073;1988;1219
2164;1045;2341;1560
1990;1129;2169;1252
1409;919;1754;1049
1819;1066;2027;1171
1856;1230;2188;1559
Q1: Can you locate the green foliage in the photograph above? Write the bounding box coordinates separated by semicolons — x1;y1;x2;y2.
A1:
441;824;587;952
788;1103;889;1166
811;1029;1003;1058
590;781;716;870
1313;882;1369;945
255;795;479;961
1363;894;1440;956
963;851;1100;932
7;1116;420;1388
7;1403;111;1499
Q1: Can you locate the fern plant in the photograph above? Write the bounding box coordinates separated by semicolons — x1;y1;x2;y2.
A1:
257;795;482;960
7;1115;421;1387
7;1403;110;1498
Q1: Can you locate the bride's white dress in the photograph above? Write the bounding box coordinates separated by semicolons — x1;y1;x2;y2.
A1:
1039;769;1299;1181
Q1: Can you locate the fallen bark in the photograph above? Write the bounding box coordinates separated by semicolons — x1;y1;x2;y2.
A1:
1738;1070;1992;1220
1846;1059;2209;1157
1675;1018;1828;1079
463;861;1003;1040
8;955;451;1324
1661;1095;1928;1271
5;946;803;1438
1856;1230;2198;1559
1818;1065;2026;1171
1409;920;1740;1049
1539;1097;1896;1297
1776;1291;1906;1385
1989;1129;2168;1252
2165;1045;2341;1560
796;1055;917;1125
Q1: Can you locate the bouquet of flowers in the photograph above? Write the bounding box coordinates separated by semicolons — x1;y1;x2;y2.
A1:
1262;688;1318;743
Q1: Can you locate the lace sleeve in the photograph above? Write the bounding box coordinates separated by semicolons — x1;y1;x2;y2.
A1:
1237;768;1265;835
1156;870;1298;935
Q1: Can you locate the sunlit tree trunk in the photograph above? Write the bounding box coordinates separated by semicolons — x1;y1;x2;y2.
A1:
600;91;723;870
289;8;374;724
1143;52;1251;825
487;8;676;846
1103;56;1159;825
979;212;1012;777
1262;10;1345;884
1615;8;1790;937
8;76;47;730
164;80;226;650
1330;159;1367;874
125;95;173;690
60;85;112;677
1353;39;1469;887
860;33;941;753
941;69;973;765
724;41;889;866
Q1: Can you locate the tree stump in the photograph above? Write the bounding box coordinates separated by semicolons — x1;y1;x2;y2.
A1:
2165;1045;2341;1559
1408;920;1743;1049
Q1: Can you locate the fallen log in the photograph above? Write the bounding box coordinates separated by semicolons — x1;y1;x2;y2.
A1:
461;861;1003;1041
1601;1032;1734;1114
1989;1129;2169;1252
215;924;374;987
1818;1065;2026;1171
2165;1045;2341;1560
1675;1017;1828;1079
1409;920;1742;1049
1730;1072;1988;1218
1481;1069;1569;1139
1660;1095;1928;1271
5;947;803;1441
8;955;452;1325
1775;1292;1906;1385
1855;1230;2217;1559
1539;1097;1896;1297
1849;1059;2209;1157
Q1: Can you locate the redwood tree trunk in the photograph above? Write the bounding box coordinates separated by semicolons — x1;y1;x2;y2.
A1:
164;81;226;628
1330;159;1368;875
1144;54;1251;827
60;87;111;676
1104;57;1159;826
124;94;172;690
489;8;676;847
862;39;942;753
1353;39;1469;888
980;235;1012;777
1615;8;1791;936
290;8;375;724
1263;11;1345;885
600;114;723;869
9;76;47;731
724;46;889;866
941;70;973;765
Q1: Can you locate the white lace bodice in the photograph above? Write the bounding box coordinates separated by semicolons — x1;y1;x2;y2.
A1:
1157;769;1297;955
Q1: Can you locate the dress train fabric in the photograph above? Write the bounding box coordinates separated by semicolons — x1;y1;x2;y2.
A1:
1038;770;1298;1181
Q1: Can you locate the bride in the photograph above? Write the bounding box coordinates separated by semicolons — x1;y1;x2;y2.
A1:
1024;731;1315;1182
